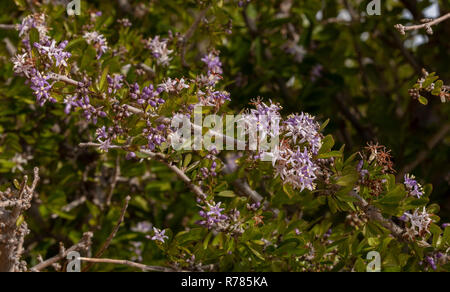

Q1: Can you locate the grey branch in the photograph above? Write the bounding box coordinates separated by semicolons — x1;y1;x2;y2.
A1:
395;13;450;35
83;196;131;272
0;24;16;30
30;232;93;272
349;191;404;239
0;168;40;272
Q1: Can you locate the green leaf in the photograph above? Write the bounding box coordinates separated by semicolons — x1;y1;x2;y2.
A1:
203;232;213;250
418;96;428;105
245;243;265;261
444;227;450;245
320;118;330;131
98;66;109;91
217;190;236;198
317;150;342;159
318;135;334;154
430;224;442;248
183;154;192;168
336;174;358;187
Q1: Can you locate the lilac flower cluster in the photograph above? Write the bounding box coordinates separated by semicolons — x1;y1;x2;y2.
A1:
83;31;108;59
197;89;231;108
421;252;449;271
238;99;322;191
274;148;319;191
12;53;34;78
107;74;124;95
198;200;243;235
17;13;48;42
34;39;71;67
30;71;55;106
425;255;439;271
201;52;223;76
129;83;165;108
199;149;220;179
402;207;432;238
197;52;230;108
404;174;424;198
356;160;369;179
142;120;168;151
284;113;322;155
144;36;173;67
64;77;107;124
247;201;261;211
158;77;190;94
241;100;282;144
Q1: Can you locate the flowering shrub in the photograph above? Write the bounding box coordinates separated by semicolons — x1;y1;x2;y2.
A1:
0;0;449;272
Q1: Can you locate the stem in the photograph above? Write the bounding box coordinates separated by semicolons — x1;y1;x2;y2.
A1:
395;13;450;34
82;196;131;272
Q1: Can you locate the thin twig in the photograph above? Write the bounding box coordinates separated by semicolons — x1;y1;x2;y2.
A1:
395;13;450;35
0;24;16;30
106;156;121;207
180;5;211;68
82;196;131;272
349;191;404;239
30;232;93;272
3;38;17;56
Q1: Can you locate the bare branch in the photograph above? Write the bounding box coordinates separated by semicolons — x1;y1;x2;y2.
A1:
349;191;404;239
180;5;211;68
0;168;39;272
30;232;93;272
83;196;131;272
0;24;16;30
395;13;450;35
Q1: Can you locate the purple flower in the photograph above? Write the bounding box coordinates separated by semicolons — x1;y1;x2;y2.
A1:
107;74;124;94
201;52;223;75
83;31;108;59
34;39;71;67
426;256;437;271
145;36;173;66
284;113;322;155
95;126;108;140
98;138;112;152
12;53;34;78
18;13;48;40
275;148;319;192
149;227;168;243
404;174;424;198
126;152;137;160
30;71;54;106
207;202;225;217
